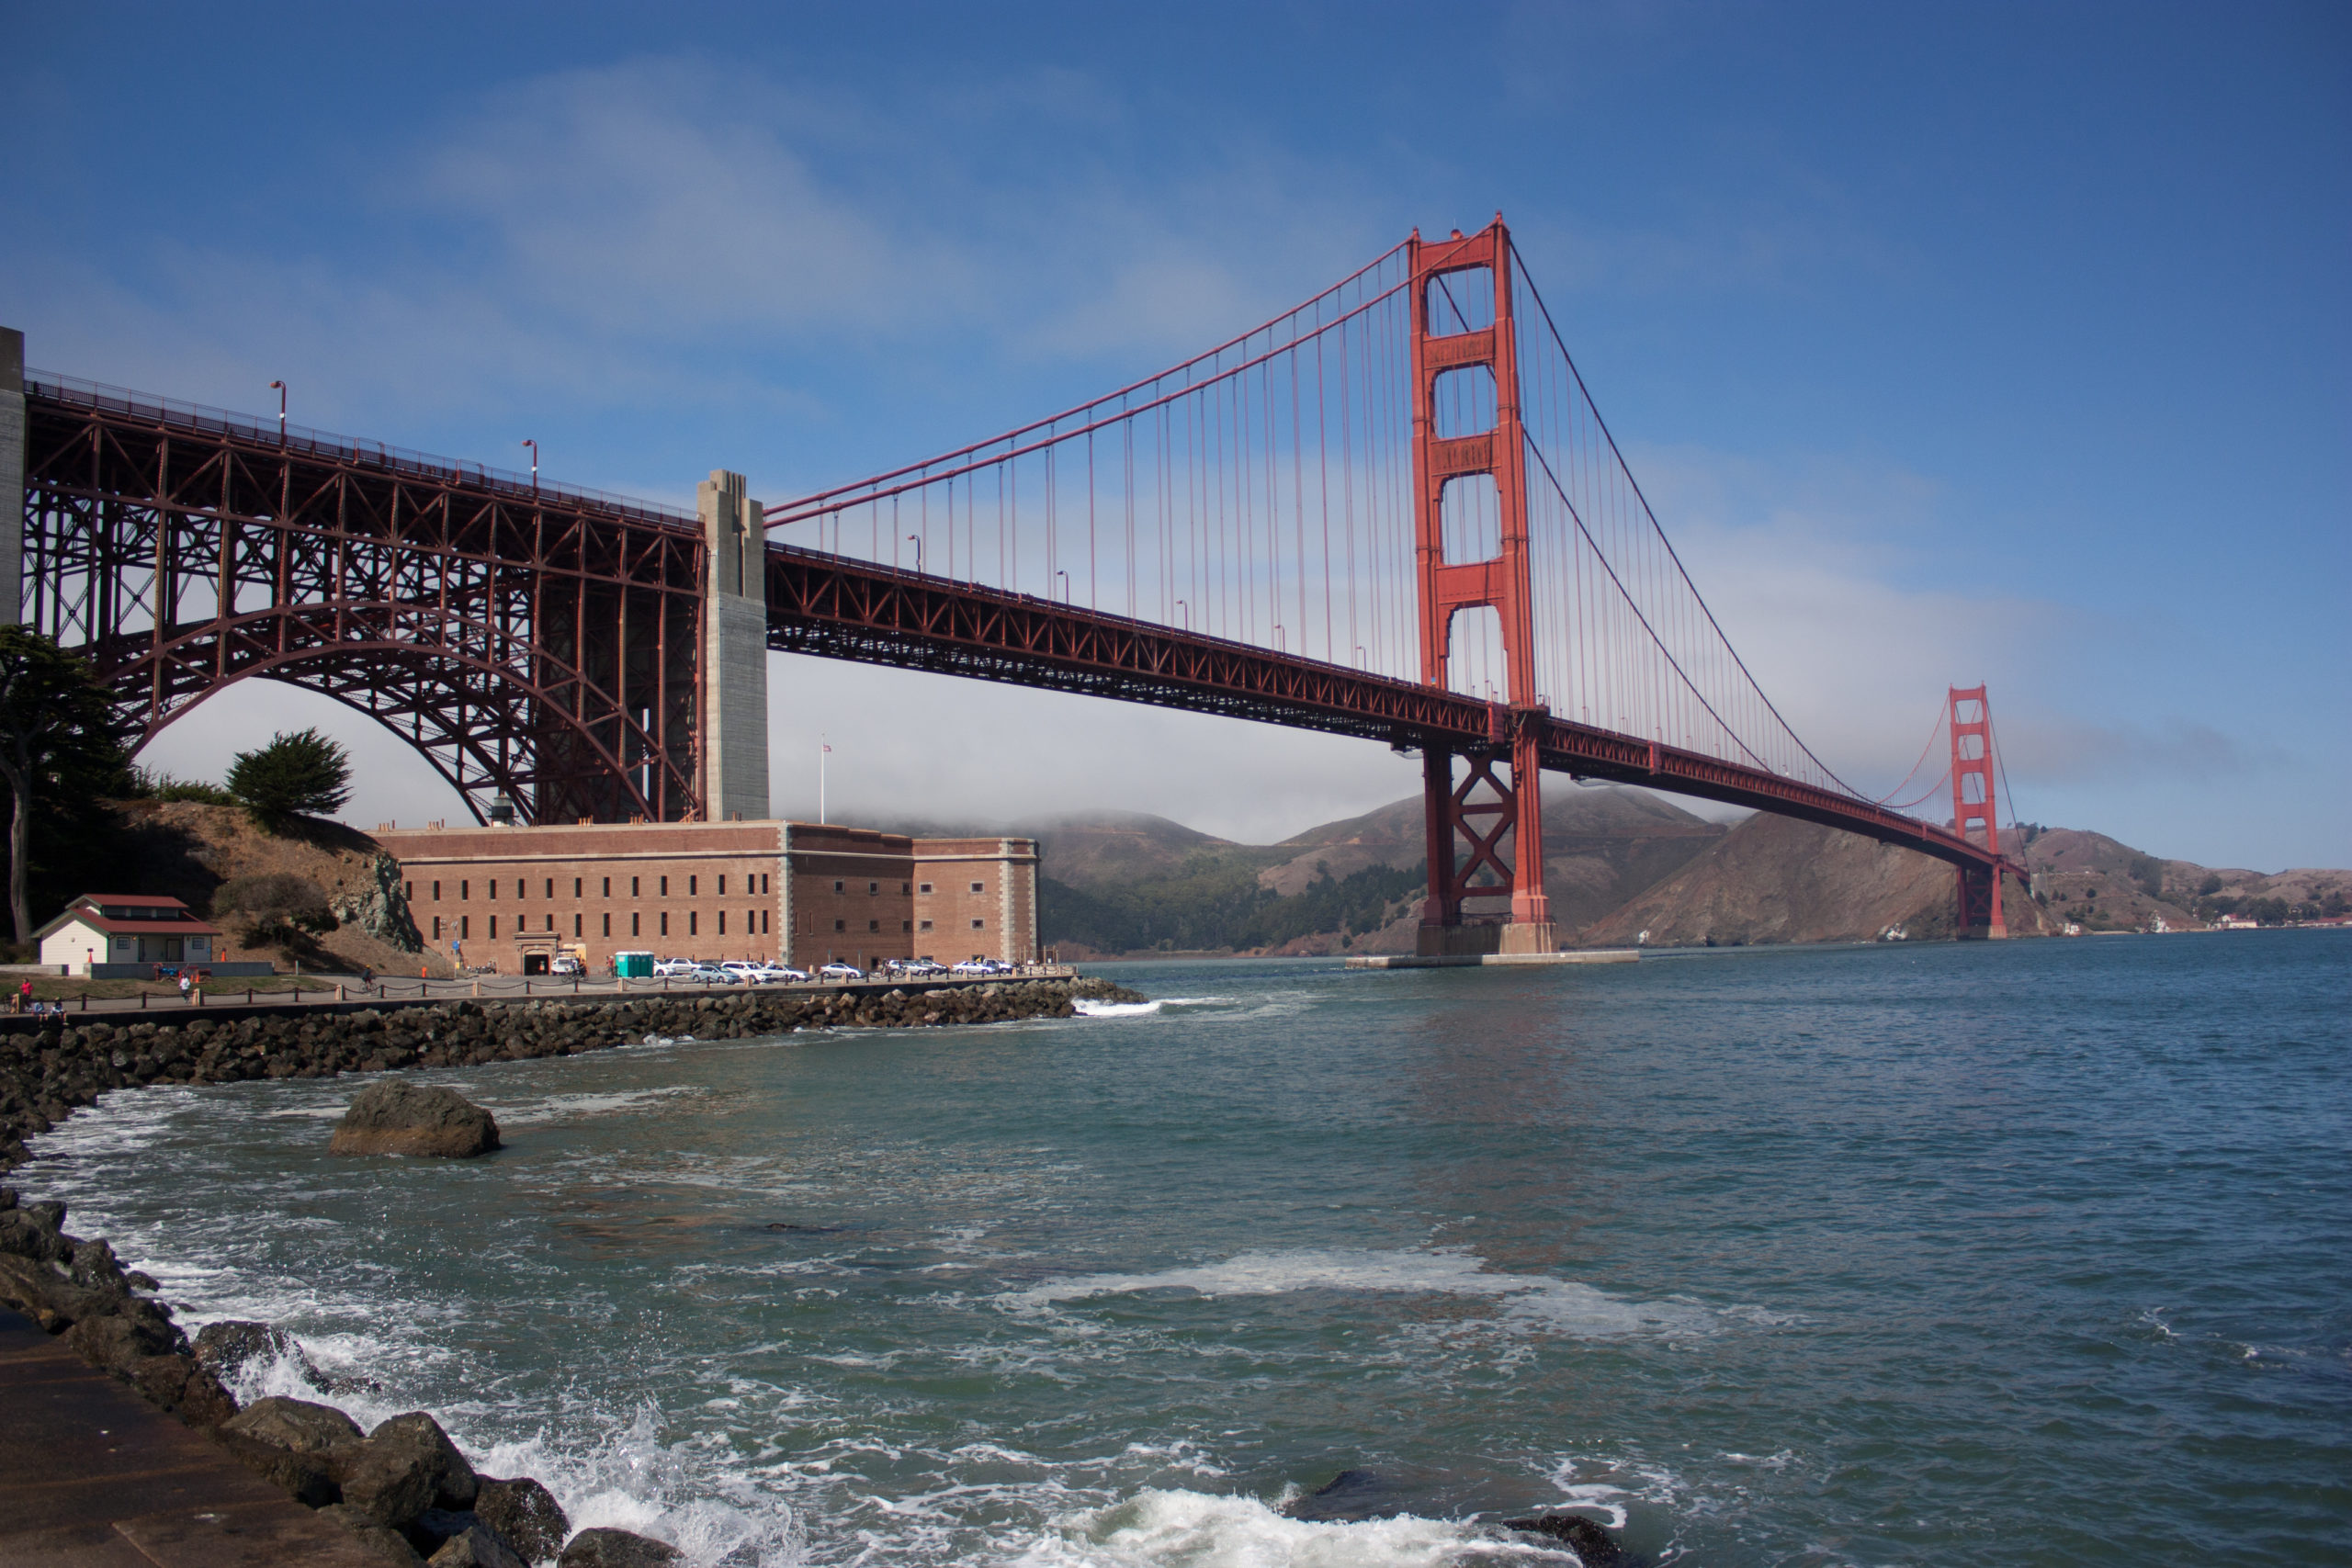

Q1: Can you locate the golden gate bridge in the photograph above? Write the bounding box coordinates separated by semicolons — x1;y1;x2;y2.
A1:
8;216;2022;947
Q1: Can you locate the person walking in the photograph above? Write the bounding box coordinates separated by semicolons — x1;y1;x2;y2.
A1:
178;973;192;1003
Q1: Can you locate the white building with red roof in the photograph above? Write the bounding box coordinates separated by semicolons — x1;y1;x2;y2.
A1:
37;894;223;976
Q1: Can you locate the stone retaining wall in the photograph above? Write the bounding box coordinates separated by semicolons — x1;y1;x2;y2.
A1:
0;976;1141;1173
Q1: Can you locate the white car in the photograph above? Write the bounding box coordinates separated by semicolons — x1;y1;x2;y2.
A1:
893;959;947;978
732;963;805;984
550;955;584;976
949;959;994;976
684;964;738;986
818;962;864;981
652;957;696;977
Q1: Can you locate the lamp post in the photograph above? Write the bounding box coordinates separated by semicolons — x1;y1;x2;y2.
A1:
1055;569;1069;604
268;380;286;446
522;439;538;493
905;534;922;573
1176;599;1187;629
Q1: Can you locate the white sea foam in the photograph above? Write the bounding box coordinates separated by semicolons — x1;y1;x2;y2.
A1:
1001;1247;1724;1339
1071;998;1162;1017
1012;1488;1576;1567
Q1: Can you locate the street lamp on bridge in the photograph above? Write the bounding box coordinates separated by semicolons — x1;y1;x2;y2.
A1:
522;439;538;493
268;380;286;446
905;534;922;573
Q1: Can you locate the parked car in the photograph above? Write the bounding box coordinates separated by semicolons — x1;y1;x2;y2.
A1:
818;962;865;981
727;961;805;985
652;957;696;976
758;964;811;983
550;955;584;976
684;964;738;985
891;958;947;978
949;959;995;976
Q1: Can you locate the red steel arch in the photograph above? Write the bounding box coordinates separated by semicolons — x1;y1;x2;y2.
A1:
20;375;707;826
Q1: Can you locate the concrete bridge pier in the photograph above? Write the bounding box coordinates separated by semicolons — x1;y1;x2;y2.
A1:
696;468;771;821
1;328;23;626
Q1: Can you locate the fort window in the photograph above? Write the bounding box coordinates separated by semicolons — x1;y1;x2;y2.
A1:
572;877;582;897
432;881;441;901
544;914;554;931
833;919;846;933
689;912;698;936
630;876;639;897
718;874;727;896
489;879;498;899
971;919;985;930
868;881;878;895
432;916;442;940
630;913;640;936
490;916;499;938
602;913;612;937
460;881;469;900
573;914;582;936
718;911;727;934
970;882;984;894
660;876;669;897
403;881;413;900
901;920;912;932
660;913;669;937
900;882;910;895
760;874;770;894
689;875;697;896
833;880;844;894
460;916;469;940
867;919;879;932
602;877;611;897
545;878;554;898
919;883;933;894
919;919;933;932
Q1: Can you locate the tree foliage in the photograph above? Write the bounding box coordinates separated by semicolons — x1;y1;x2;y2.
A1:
226;728;353;829
0;628;129;943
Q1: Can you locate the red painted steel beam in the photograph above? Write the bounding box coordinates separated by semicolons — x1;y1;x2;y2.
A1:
760;543;2014;878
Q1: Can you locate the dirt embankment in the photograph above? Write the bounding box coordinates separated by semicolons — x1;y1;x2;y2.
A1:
100;801;447;977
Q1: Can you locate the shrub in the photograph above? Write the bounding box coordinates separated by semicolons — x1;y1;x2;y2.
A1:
123;765;237;806
212;873;337;938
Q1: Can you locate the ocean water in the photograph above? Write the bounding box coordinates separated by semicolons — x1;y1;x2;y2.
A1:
17;932;2350;1566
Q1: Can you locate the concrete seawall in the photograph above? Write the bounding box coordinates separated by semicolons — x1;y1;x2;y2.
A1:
0;976;1142;1174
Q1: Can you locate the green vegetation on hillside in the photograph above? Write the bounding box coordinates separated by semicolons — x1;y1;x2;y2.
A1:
227;728;354;829
1042;856;1425;953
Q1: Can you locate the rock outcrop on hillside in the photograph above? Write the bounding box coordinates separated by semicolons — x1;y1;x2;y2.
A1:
103;800;444;976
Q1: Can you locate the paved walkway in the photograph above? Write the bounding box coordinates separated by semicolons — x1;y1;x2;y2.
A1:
0;1309;379;1566
9;964;1080;1020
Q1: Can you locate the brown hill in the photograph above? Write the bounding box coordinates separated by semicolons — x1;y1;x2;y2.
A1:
1573;812;2059;946
101;801;443;976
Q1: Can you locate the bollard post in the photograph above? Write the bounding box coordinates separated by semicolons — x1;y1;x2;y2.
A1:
194;987;202;1006
337;983;346;1001
472;979;481;998
141;990;148;1010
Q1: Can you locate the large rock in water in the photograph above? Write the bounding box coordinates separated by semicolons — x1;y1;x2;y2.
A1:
559;1528;684;1567
332;1079;500;1158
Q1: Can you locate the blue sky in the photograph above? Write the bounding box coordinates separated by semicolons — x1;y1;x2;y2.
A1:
7;1;2346;867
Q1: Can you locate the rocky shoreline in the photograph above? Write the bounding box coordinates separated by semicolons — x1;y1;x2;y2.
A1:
0;976;1144;1172
0;975;1145;1565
